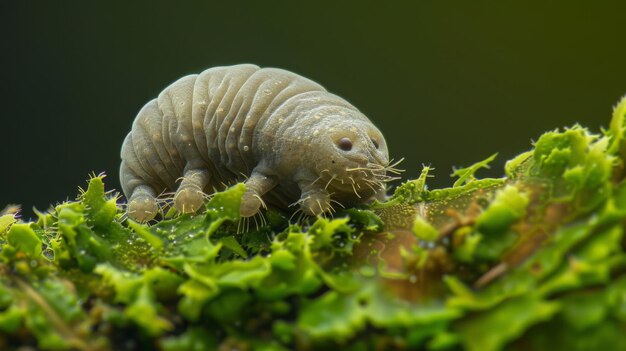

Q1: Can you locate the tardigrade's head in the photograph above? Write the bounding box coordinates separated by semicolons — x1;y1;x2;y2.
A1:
303;109;395;204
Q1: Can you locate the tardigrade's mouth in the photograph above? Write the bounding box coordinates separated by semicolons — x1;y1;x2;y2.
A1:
337;158;405;199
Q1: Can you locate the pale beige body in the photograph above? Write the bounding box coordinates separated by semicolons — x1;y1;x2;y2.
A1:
120;64;391;222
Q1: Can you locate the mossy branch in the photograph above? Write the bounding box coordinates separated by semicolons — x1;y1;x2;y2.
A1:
0;95;625;351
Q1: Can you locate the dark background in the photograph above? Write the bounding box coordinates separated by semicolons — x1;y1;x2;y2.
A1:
3;1;626;217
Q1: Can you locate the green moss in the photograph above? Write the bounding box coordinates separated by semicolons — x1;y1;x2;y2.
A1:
1;97;626;350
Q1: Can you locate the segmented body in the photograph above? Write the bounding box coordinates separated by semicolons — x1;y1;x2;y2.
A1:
120;64;392;222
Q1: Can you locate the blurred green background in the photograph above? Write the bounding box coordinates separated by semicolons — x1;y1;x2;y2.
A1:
2;1;626;216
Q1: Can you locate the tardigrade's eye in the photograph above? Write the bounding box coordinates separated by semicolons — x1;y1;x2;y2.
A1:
337;137;353;151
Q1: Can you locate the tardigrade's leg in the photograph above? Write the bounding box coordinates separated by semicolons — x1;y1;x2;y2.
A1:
239;170;278;218
297;181;332;216
121;162;159;223
174;168;210;214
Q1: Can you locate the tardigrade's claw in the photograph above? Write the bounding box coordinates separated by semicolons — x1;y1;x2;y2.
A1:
128;193;158;223
240;191;262;217
300;191;331;216
174;187;205;214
